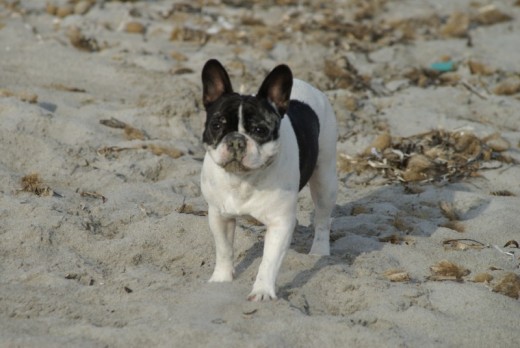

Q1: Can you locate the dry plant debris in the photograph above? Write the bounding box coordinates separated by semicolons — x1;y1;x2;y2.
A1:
439;201;459;221
473;273;494;283
125;21;146;34
391;214;413;233
99;118;184;158
338;129;515;184
490;190;515;197
440;221;465;233
438;201;465;232
0;88;38;103
46;1;95;17
442;239;486;251
175;203;207;216
492;273;520;299
100;117;147;141
474;5;513;26
48;83;86;93
504;240;519;248
383;269;410;282
493;77;520;96
142;144;184;158
80;191;107;203
378;234;415;246
97;144;184;159
67;26;100;52
20;173;53;197
351;205;370;216
428;260;470;281
468;60;495;76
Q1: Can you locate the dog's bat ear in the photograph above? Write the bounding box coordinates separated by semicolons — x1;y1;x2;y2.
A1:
257;64;293;117
202;59;234;108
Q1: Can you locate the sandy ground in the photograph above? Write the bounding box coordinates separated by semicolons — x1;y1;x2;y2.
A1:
1;0;520;347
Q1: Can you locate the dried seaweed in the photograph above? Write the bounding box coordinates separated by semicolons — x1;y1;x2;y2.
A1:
125;21;146;34
100;117;147;141
0;89;38;103
428;260;470;281
492;273;520;299
48;83;86;93
67;26;100;52
442;239;485;251
493;77;520;96
351;205;370;216
378;234;415;245
439;201;459;221
176;203;207;216
20;173;53;197
383;269;410;282
324;57;372;91
472;273;493;283
440;221;465;233
80;191;107;203
504;240;519;248
141;144;184;158
391;214;413;233
97;144;184;159
491;190;515;197
338;129;516;184
474;5;513;26
468;60;494;76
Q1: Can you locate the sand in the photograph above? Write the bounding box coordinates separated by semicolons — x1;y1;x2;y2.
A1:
1;0;520;347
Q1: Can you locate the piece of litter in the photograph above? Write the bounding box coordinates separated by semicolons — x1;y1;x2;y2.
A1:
493;245;516;262
430;61;455;72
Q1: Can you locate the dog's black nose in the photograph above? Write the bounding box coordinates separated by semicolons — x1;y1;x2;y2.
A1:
227;133;246;152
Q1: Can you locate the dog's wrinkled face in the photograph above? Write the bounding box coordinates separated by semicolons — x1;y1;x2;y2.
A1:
201;59;292;173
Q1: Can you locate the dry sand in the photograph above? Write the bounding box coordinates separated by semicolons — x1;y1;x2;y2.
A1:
1;0;520;347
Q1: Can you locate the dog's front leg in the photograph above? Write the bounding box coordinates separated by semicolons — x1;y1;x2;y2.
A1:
247;217;295;301
208;206;236;282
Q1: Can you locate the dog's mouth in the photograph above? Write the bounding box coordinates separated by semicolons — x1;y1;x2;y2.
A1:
220;154;276;173
222;159;250;173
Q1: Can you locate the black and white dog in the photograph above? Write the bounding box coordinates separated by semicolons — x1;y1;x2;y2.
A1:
200;59;337;301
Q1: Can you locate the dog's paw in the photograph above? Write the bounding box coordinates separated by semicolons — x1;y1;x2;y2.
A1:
309;242;330;256
247;288;277;302
208;269;234;282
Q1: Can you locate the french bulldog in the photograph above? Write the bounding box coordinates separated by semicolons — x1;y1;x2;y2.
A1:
200;59;337;301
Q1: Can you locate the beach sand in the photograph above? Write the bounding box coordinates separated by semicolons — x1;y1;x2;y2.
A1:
1;1;519;347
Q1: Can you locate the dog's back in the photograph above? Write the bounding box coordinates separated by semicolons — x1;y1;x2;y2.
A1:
289;79;337;188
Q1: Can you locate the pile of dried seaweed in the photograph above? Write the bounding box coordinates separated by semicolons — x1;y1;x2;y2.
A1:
339;129;515;183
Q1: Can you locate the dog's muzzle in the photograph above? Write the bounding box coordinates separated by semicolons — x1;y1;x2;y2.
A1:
222;133;248;172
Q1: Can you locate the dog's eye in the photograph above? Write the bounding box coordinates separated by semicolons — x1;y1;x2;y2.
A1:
252;126;269;137
211;120;222;131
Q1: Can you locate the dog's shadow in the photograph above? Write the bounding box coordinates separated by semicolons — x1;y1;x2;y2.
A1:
234;179;491;301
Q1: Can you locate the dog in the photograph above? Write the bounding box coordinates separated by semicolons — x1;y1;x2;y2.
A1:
200;59;337;301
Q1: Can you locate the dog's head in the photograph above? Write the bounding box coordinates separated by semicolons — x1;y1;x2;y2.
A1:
201;59;293;173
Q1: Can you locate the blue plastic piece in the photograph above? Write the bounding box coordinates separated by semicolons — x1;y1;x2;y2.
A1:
430;61;455;72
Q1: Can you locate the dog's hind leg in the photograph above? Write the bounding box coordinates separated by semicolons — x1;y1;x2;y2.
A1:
308;144;337;256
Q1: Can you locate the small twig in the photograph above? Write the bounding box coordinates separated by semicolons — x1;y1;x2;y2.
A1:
460;80;488;100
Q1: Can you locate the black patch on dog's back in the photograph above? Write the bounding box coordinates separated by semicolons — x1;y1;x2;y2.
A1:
287;100;320;190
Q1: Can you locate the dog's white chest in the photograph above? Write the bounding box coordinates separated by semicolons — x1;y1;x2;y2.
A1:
219;182;254;216
201;157;256;216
